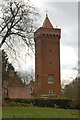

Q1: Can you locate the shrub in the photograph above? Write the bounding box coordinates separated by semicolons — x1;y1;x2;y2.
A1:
4;97;79;109
70;99;80;109
33;98;72;108
53;98;72;109
34;99;55;107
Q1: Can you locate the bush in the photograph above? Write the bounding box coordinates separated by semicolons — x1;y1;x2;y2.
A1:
70;99;80;109
33;98;72;108
34;99;55;107
4;97;79;109
53;98;72;109
4;97;12;102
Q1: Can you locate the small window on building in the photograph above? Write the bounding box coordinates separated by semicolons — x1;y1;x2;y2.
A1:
51;89;54;94
37;75;39;79
50;61;52;64
49;89;51;94
50;49;51;52
48;75;54;84
29;87;33;94
37;75;39;84
48;89;54;94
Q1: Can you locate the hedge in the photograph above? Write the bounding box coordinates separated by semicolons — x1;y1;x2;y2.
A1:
4;97;80;109
33;98;72;108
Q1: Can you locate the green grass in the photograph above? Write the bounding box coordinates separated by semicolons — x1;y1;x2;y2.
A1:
2;107;79;118
0;107;2;119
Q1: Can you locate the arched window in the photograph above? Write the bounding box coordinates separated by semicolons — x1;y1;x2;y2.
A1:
29;87;33;94
48;75;54;84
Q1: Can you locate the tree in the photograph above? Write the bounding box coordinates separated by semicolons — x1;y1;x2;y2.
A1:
0;0;38;53
63;78;79;99
62;63;79;99
2;50;9;80
2;49;23;84
73;62;80;98
18;68;35;84
2;50;16;81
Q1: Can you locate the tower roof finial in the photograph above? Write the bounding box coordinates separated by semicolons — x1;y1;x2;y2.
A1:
42;11;53;28
46;9;48;17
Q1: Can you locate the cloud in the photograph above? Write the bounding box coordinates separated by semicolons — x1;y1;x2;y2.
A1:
38;2;78;48
42;2;78;46
37;2;78;81
0;1;78;82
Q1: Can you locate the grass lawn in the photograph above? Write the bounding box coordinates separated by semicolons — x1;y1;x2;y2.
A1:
0;107;2;119
2;107;79;118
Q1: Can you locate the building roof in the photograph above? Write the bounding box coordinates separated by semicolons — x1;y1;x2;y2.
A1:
42;14;53;28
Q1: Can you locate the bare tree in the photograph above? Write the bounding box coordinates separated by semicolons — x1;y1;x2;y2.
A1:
18;67;35;83
0;0;38;53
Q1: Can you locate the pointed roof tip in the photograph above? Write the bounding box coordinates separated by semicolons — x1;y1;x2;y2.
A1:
46;13;48;18
42;15;53;28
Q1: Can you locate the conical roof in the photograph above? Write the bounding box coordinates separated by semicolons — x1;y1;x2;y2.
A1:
42;14;53;28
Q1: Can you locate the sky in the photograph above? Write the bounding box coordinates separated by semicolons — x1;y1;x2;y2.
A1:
0;0;78;85
23;1;78;84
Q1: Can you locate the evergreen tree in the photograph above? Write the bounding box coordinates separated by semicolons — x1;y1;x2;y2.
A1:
2;50;14;81
2;50;9;80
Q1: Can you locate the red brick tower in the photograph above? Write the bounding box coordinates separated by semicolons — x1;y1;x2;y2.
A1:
34;15;61;98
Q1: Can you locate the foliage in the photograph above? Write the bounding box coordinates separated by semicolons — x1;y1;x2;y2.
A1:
0;0;38;48
4;98;80;109
33;98;72;109
18;68;35;83
0;0;38;68
2;50;15;81
2;50;9;80
63;77;79;99
2;50;17;81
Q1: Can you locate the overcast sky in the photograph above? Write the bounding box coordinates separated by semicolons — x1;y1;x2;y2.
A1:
0;0;78;84
25;1;78;84
22;1;78;84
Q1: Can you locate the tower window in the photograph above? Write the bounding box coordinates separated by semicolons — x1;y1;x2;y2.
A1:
49;89;51;94
50;49;51;52
50;61;52;64
43;34;45;36
51;89;54;94
48;89;54;94
48;75;54;84
37;75;39;84
37;75;39;79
